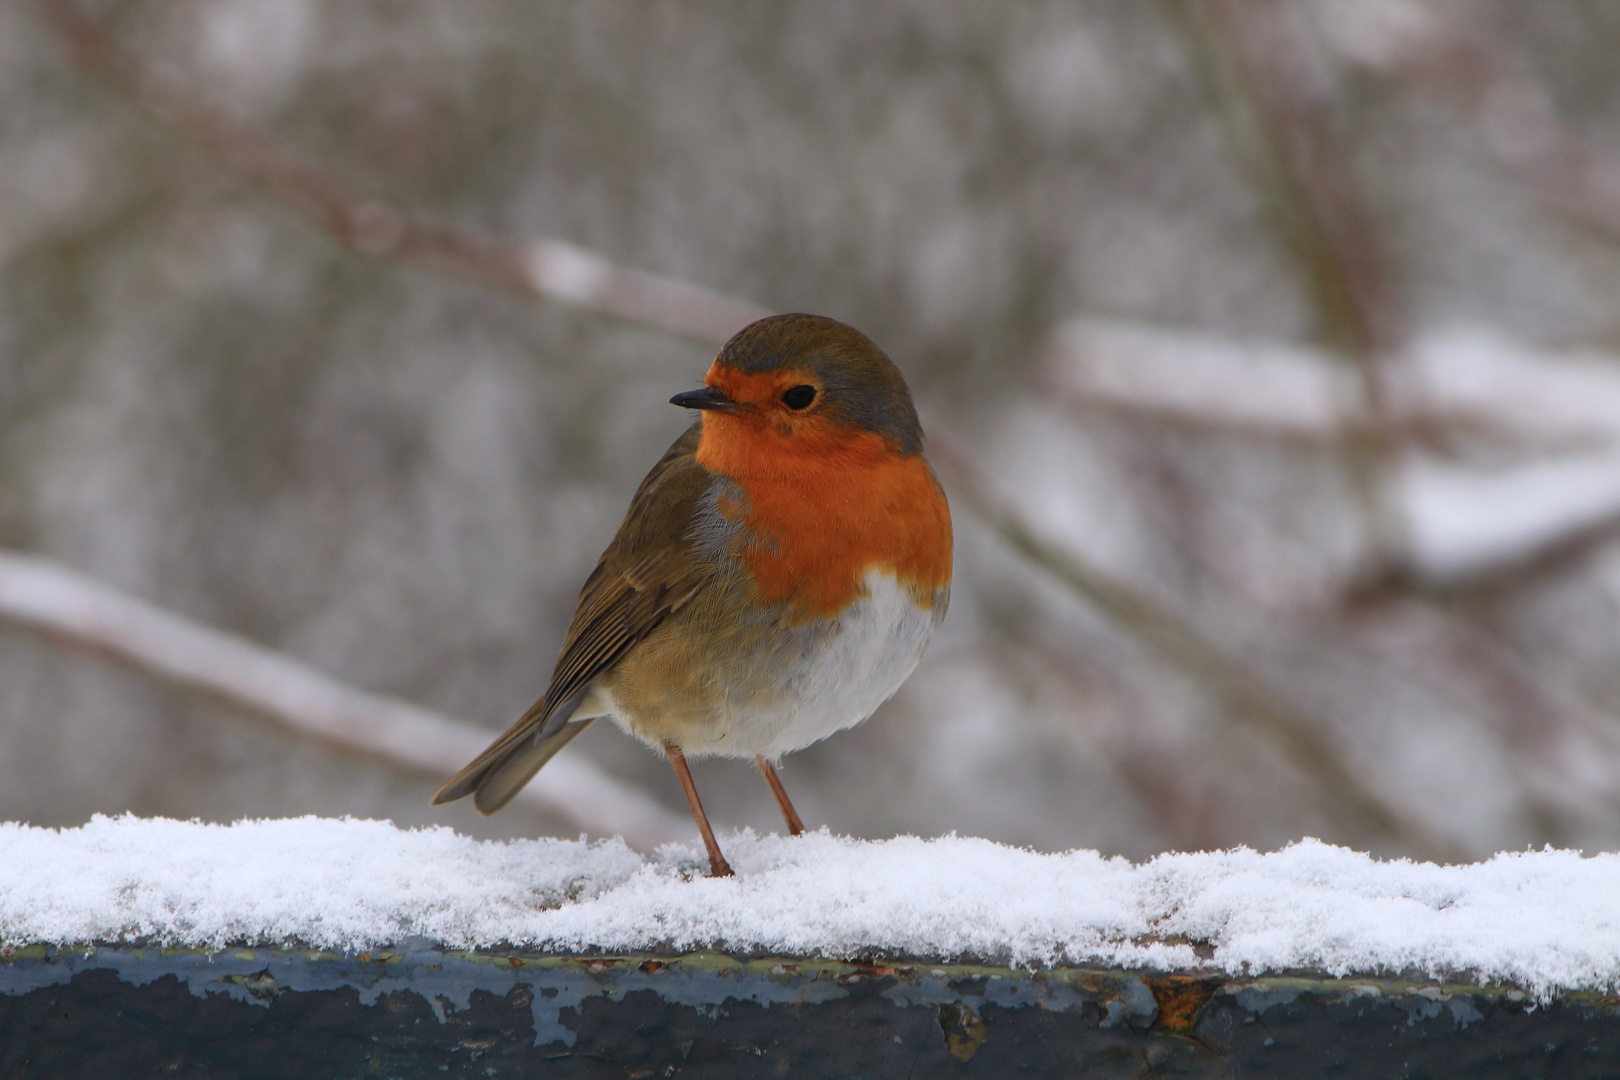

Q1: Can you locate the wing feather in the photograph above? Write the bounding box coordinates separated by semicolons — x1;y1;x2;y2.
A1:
431;423;717;813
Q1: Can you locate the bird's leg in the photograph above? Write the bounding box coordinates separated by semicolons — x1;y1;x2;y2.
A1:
665;744;733;877
756;756;806;836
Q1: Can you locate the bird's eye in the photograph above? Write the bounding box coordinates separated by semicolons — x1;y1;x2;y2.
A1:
781;385;817;410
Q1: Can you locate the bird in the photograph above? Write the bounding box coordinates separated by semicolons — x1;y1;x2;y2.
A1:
431;313;952;876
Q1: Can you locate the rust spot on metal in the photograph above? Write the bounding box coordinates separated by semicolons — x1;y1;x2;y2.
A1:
846;960;904;981
585;959;617;974
508;957;523;968
937;1001;988;1062
637;959;669;974
1147;975;1219;1035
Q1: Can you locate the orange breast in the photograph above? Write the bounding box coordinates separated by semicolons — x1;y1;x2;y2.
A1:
696;416;952;619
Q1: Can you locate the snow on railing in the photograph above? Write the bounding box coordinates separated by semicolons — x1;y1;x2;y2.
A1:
3;815;1618;999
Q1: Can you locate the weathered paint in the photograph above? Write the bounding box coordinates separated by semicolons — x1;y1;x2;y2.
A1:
3;943;1618;1077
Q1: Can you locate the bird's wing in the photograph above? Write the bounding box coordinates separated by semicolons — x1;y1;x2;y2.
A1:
431;423;718;813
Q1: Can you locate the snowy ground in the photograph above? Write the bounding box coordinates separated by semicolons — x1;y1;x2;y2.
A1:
2;816;1617;998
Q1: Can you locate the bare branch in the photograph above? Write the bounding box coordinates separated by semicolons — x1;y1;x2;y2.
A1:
1329;595;1620;848
1165;0;1409;570
23;0;768;346
1172;2;1400;356
1003;639;1238;852
0;550;688;849
1327;0;1620;249
927;441;1456;859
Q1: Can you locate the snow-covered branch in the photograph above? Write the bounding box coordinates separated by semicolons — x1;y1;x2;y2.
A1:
0;551;686;849
928;442;1448;857
1048;319;1620;589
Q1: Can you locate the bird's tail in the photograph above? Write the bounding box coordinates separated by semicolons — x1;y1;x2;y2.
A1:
431;716;595;816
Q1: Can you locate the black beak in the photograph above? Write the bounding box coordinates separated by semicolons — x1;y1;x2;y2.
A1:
670;386;737;412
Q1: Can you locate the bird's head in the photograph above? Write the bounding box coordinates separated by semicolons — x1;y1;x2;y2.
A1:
671;313;923;461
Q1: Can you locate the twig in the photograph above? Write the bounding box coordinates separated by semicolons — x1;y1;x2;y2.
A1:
1164;0;1409;572
0;550;688;849
1004;639;1236;852
22;0;768;346
1341;0;1620;248
1337;595;1620;844
927;441;1454;858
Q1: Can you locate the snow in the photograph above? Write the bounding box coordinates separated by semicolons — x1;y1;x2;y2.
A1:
1048;318;1620;447
1046;317;1354;436
1399;448;1620;581
1396;328;1620;580
1047;318;1620;586
1408;327;1620;446
3;816;1619;998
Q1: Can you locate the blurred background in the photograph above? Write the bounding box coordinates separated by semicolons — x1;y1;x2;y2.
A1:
5;0;1620;861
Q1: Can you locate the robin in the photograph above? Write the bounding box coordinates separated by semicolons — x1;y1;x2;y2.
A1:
432;314;952;876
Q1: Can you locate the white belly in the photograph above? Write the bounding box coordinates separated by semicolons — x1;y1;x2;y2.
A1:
732;568;940;757
599;567;942;760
